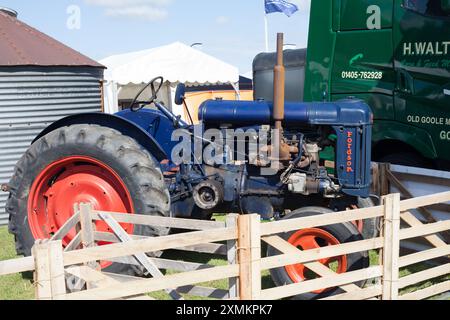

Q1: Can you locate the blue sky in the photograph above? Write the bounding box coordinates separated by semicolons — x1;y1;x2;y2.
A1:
1;0;310;73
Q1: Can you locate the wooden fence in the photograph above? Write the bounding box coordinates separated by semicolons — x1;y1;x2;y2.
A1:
0;191;449;300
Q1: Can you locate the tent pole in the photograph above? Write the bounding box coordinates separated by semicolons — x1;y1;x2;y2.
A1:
231;82;241;101
264;14;269;52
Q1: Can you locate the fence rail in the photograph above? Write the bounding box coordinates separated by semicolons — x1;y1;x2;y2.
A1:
0;191;449;300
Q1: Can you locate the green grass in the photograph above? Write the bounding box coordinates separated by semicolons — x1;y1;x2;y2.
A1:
0;226;34;300
0;224;448;300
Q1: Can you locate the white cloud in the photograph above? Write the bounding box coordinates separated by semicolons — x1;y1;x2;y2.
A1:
215;16;229;25
85;0;172;21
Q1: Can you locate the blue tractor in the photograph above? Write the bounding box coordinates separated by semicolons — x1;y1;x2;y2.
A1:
7;34;375;299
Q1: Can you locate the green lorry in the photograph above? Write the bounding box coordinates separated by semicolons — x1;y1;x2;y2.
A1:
253;0;450;170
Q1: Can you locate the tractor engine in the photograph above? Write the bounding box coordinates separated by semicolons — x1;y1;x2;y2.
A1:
170;98;372;220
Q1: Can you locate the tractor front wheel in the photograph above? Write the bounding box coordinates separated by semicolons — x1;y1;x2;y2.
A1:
267;207;369;300
7;124;170;275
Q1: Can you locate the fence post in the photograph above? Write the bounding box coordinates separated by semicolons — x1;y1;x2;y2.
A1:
382;193;401;300
226;214;239;299
237;214;261;300
32;240;66;300
379;163;390;196
78;203;99;288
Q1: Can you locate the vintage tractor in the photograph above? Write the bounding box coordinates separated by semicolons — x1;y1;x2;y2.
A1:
6;34;375;299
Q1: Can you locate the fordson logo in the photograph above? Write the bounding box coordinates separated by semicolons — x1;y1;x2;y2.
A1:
346;131;354;173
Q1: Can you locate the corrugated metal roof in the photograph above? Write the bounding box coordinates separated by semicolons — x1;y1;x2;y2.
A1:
0;11;104;68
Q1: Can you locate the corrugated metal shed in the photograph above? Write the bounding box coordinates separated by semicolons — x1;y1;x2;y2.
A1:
0;9;105;226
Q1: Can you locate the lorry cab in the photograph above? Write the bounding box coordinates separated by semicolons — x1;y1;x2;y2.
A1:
253;0;450;169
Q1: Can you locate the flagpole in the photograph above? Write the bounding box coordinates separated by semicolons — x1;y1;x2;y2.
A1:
264;11;269;51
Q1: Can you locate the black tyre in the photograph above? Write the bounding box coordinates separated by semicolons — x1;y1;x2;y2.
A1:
357;197;380;239
267;207;369;300
7;124;170;275
329;197;380;239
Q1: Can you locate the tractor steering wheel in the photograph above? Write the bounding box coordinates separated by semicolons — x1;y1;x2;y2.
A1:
129;76;164;112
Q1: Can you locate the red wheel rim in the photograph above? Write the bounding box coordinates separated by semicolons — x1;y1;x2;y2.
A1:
28;156;134;268
285;228;347;294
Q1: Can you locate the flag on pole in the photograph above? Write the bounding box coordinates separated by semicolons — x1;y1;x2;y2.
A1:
264;0;299;17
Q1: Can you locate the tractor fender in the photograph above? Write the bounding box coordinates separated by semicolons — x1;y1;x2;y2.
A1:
32;112;169;162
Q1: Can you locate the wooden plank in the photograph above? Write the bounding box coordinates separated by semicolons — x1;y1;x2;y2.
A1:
0;256;34;276
399;220;450;241
399;191;450;212
50;212;80;241
32;240;53;300
261;237;384;271
399;281;450;300
382;193;401;300
95;232;228;255
261;205;384;236
401;211;447;248
65;265;119;288
94;231;227;255
371;163;380;196
78;203;99;289
263;235;363;293
226;214;239;299
321;285;382;300
173;243;227;255
94;231;143;243
63;227;236;267
238;214;261;300
78;204;96;249
64;264;239;300
399;245;450;268
105;255;212;272
48;241;66;300
177;286;229;299
96;272;229;299
399;263;450;289
66;269;153;300
379;163;390;196
259;266;382;300
64;232;81;252
98;212;183;300
91;210;225;230
32;240;66;300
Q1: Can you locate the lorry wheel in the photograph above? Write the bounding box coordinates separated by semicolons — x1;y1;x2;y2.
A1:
379;152;431;169
7;124;170;275
267;207;369;300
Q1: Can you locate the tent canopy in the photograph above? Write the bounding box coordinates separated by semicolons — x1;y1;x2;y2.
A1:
100;42;239;86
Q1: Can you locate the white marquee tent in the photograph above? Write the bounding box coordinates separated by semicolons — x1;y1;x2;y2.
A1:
100;42;240;116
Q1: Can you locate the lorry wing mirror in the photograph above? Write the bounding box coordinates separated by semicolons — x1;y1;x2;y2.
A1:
174;83;186;105
442;0;450;13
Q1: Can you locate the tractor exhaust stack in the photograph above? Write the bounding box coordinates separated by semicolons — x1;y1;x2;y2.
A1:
272;33;292;161
273;33;285;132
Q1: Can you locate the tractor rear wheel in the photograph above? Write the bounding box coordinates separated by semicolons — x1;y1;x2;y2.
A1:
267;207;369;300
7;124;170;275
